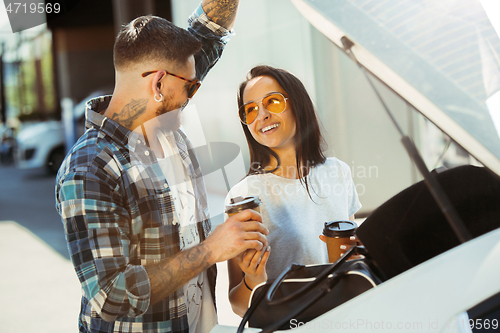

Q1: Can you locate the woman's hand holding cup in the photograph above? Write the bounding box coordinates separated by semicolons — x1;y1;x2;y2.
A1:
320;220;364;262
236;246;271;290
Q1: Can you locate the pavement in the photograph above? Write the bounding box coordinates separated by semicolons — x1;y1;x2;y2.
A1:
0;221;82;333
0;164;241;332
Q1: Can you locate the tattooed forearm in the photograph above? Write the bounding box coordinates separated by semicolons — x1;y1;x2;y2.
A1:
111;99;148;129
145;243;213;306
202;0;240;30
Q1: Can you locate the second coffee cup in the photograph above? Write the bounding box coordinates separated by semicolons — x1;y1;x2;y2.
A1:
322;220;358;263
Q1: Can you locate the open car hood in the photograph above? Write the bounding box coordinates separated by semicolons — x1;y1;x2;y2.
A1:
291;0;500;176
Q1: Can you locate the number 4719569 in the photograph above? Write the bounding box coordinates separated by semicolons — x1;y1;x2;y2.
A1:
447;318;499;330
6;2;61;14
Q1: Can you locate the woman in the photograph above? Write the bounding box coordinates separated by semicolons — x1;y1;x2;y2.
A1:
225;65;361;316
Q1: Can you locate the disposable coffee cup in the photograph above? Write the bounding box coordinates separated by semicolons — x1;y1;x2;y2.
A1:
225;196;262;217
323;220;358;263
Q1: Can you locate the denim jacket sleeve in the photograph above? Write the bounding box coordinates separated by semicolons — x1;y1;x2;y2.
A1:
188;4;234;81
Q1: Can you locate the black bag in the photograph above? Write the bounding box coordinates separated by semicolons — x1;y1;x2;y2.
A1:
237;246;383;333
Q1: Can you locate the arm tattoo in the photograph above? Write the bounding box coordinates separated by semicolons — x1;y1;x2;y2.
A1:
146;244;213;306
111;99;148;129
202;0;240;29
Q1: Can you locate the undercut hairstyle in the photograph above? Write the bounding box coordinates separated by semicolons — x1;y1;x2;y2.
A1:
237;65;327;198
114;15;203;70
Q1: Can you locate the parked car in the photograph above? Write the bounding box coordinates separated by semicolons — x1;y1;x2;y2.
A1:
14;88;111;174
211;0;500;332
15;120;66;174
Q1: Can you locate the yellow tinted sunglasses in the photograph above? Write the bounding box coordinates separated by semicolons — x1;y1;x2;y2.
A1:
239;92;289;125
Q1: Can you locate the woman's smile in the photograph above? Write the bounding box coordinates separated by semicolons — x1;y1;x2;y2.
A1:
243;76;296;152
259;123;280;134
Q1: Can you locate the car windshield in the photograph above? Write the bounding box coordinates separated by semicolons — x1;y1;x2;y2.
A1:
293;0;500;175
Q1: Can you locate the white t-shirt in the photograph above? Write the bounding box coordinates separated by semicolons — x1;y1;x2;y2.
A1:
225;157;362;280
157;131;217;333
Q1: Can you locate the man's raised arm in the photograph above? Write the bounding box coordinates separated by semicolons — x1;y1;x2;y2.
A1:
202;0;240;31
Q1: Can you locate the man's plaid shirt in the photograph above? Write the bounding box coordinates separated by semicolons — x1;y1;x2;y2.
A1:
55;5;232;333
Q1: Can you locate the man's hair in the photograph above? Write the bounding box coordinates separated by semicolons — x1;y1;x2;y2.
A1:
114;15;203;69
237;65;327;198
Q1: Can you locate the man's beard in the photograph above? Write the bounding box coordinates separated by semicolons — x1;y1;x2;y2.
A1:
154;96;185;131
156;95;185;116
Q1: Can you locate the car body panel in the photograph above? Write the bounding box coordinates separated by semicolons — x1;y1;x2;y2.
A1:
290;0;500;177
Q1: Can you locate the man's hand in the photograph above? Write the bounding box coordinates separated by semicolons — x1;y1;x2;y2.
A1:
202;0;240;30
203;209;269;263
145;209;267;306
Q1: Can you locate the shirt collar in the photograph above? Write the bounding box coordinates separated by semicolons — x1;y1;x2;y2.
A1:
84;95;148;153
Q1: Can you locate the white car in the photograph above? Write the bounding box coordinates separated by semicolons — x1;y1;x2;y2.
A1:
15;120;66;174
211;0;500;332
15;89;111;174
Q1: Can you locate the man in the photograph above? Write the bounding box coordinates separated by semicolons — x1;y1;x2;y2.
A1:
55;1;268;332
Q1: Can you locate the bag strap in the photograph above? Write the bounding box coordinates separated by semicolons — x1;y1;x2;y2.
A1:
237;246;363;333
237;275;343;333
266;246;357;305
237;283;270;333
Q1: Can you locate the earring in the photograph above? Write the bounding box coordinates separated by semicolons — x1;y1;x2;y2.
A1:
154;93;163;102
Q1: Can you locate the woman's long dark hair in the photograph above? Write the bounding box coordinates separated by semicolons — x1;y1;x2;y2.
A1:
237;65;327;197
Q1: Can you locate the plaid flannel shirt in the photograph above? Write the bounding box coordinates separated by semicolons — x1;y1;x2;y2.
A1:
55;5;232;333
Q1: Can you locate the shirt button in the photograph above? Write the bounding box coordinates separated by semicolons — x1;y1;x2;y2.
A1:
164;183;168;188
137;140;141;144
145;151;150;156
